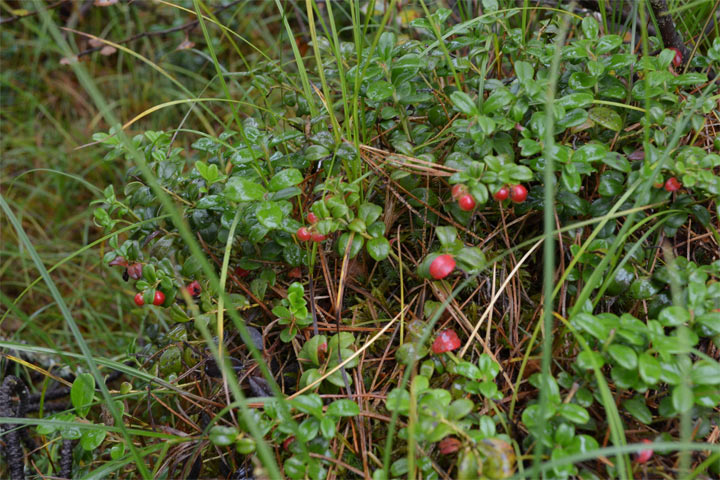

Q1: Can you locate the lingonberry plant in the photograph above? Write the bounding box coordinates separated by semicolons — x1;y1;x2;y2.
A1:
6;1;720;479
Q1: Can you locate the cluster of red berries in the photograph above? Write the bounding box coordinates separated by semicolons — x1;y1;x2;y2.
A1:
493;184;527;203
451;183;528;211
451;184;476;211
296;212;327;242
134;290;165;306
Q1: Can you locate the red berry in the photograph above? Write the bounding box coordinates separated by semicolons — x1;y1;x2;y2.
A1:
509;184;528;203
431;329;461;354
635;439;653;464
451;184;467;200
493;186;509;201
307;212;318;224
458;194;476;211
153;290;165;306
438;437;462;455
429;254;455;280
653;180;664;189
134;293;145;306
311;231;327;242
297;227;311;241
664;177;681;192
670;47;682;68
234;267;250;278
187;280;201;296
287;267;302;279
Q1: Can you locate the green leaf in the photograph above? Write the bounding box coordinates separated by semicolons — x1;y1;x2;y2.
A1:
435;226;458;247
327;399;360;417
581;16;599;39
80;429;107;451
358;203;382;225
622;396;652;424
297;417;319;443
363;236;388;261
291;394;323;418
453;361;482;380
269;169;303;192
336;232;364;259
696;311;720;334
320;416;335;439
455;246;486;274
224;177;266;202
658;305;689;327
558;403;590;424
515;61;533;84
562;164;582;193
571;312;608;340
71;373;95;418
576;350;605;370
284;456;306;480
386;388;410;413
450;91;478;116
638;353;662;385
256;202;283;229
691;360;720;385
557;93;593;109
672;385;694;413
608;344;637;370
448;398;474;420
209;426;238;446
367;81;394;102
589;106;623;132
377;32;396;61
630;277;661;300
305;145;330;161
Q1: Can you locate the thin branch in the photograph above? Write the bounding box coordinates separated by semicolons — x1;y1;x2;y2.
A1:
0;0;67;25
70;0;242;59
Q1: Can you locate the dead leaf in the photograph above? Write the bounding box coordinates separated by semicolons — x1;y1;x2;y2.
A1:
60;56;78;65
176;39;195;51
100;45;117;56
94;0;118;6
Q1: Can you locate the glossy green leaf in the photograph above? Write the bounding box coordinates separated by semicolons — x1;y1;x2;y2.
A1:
658;306;689;327
291;394;323;418
367;81;394;102
209;426;237;446
71;373;95;418
691;360;720;385
558;403;590;424
366;237;390;261
608;344;637;370
622;396;652;424
450;91;478;116
672;385;694;413
256;202;283;229
224;177;266;202
638;353;662;385
327;399;360;417
269;169;303;192
80;428;107;451
589;106;622;132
